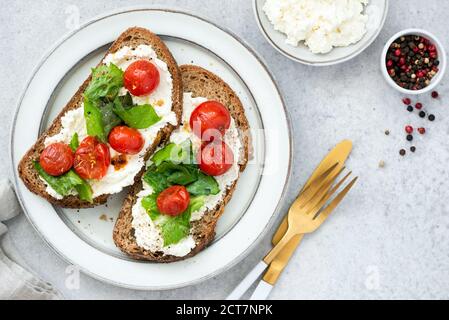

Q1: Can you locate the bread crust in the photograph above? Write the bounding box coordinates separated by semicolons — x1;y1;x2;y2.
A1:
18;27;183;208
113;65;250;262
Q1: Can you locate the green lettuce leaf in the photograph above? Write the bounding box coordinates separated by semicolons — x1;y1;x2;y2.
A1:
143;162;198;193
160;162;198;185
113;93;161;129
84;97;106;142
99;100;123;138
187;172;219;196
69;133;79;152
84;98;123;143
160;196;205;246
151;140;193;166
84;63;124;102
142;165;171;194
83;64;124;142
141;194;161;221
34;162;92;202
189;195;205;213
74;179;93;203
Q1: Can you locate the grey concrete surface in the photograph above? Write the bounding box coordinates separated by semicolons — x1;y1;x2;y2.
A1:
1;0;449;299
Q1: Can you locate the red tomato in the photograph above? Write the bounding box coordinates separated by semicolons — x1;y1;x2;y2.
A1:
124;60;160;96
189;101;231;142
74;136;110;180
157;185;190;216
108;126;144;155
198;141;234;176
39;143;74;176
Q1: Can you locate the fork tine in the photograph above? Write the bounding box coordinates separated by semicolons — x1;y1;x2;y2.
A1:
301;166;346;213
310;171;352;219
312;176;358;226
324;171;352;202
305;171;352;216
294;162;340;207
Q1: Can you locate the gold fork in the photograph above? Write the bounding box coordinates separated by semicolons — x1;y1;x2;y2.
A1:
263;140;353;285
247;169;357;299
226;159;356;300
263;166;357;264
261;171;357;285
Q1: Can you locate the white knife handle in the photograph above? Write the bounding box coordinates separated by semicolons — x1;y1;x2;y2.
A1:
226;261;268;300
249;280;273;300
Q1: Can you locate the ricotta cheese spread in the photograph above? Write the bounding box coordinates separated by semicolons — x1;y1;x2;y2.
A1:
131;92;242;257
263;0;369;54
42;45;177;199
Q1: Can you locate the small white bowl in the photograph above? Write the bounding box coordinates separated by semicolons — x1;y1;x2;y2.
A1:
253;0;389;66
380;29;446;95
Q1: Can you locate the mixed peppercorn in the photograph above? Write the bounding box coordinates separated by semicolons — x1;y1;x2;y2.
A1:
396;91;440;156
386;35;439;90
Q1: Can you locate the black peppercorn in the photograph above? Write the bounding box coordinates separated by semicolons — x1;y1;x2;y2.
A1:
419;111;426;118
428;114;435;121
410;146;416;152
406;134;413;141
399;149;406;156
407;105;413;112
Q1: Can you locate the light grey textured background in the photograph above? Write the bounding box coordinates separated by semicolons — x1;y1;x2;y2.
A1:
2;0;449;300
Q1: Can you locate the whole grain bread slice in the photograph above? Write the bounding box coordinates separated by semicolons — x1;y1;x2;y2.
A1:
18;27;183;208
113;65;250;262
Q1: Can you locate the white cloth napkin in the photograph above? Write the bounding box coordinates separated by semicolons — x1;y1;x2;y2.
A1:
0;179;63;300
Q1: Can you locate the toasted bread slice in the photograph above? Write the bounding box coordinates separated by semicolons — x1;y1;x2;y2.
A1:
18;27;183;208
113;65;250;262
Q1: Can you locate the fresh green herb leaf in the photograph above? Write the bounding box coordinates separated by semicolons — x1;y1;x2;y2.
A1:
99;100;122;137
187;172;219;196
84;97;107;142
143;162;199;193
84;63;124;102
189;195;205;213
142;165;171;194
73;177;93;203
160;212;191;246
83;63;125;142
151;143;177;166
113;94;161;129
69;133;79;152
34;162;92;202
84;98;123;142
35;162;77;196
154;162;198;185
160;196;205;246
151;140;193;166
141;194;161;221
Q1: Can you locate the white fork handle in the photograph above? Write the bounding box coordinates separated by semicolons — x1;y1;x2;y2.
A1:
226;261;268;300
250;280;273;300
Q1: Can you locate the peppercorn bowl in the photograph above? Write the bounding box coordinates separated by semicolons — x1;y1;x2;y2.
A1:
381;29;446;95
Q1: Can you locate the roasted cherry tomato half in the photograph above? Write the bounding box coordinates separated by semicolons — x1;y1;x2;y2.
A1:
156;185;190;216
108;126;144;155
74;136;110;180
124;60;160;96
189;101;231;142
39;143;74;176
198;141;234;176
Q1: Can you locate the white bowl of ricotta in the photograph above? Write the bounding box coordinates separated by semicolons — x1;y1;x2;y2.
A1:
254;0;389;66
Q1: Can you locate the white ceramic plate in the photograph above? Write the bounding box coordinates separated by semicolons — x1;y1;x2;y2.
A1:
10;7;292;290
254;0;389;66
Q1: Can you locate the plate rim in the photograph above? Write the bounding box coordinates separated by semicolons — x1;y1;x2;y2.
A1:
9;6;293;290
253;0;390;66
